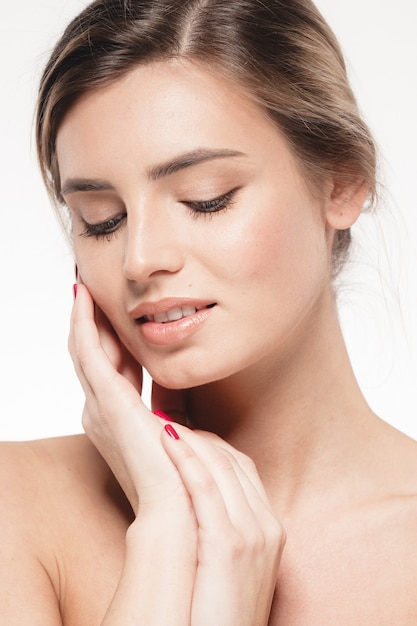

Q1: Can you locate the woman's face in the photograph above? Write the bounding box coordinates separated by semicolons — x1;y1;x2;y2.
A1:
57;60;335;388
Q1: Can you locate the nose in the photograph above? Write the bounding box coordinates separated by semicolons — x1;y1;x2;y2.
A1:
122;203;184;282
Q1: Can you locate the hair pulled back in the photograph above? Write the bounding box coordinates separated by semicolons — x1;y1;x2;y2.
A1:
36;0;377;272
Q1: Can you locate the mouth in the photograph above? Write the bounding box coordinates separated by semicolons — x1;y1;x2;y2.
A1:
137;303;217;324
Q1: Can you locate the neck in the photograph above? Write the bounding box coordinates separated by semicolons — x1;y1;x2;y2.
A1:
186;289;375;516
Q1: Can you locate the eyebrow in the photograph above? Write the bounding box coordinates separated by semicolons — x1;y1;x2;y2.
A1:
147;148;245;181
61;148;245;196
61;179;114;195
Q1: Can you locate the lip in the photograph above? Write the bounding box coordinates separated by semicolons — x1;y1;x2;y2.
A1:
129;297;216;320
129;298;217;347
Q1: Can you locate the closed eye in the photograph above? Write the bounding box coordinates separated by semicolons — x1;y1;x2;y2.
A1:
183;188;239;217
80;213;127;240
77;187;239;239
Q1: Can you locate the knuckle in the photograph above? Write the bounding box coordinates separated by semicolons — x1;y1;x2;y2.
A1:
227;531;246;560
81;406;93;434
223;527;266;561
265;517;286;551
238;453;258;475
81;404;105;445
194;470;216;493
213;449;235;473
247;527;267;554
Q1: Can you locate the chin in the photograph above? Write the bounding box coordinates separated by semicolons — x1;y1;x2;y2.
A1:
146;360;226;391
149;370;208;390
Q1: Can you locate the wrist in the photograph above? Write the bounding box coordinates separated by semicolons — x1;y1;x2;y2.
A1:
128;503;197;545
103;505;197;626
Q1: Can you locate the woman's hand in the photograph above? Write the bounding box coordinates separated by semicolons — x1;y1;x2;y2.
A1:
68;284;189;514
162;425;285;626
70;285;199;624
69;284;284;624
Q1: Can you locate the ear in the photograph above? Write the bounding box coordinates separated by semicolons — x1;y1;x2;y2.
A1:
325;179;370;230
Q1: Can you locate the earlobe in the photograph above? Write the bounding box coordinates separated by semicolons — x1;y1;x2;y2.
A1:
325;179;370;230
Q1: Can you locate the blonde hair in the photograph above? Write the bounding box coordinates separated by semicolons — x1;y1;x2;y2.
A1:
36;0;377;272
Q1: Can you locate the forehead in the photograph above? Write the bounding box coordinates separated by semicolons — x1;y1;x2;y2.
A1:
55;59;301;185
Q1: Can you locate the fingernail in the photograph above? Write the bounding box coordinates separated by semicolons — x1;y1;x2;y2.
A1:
73;284;78;299
153;409;174;422
164;424;180;440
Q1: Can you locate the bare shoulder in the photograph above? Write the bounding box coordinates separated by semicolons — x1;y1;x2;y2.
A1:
336;422;417;622
354;427;417;623
0;433;131;548
377;419;417;497
0;433;106;478
366;419;417;553
385;424;417;547
0;435;131;624
274;421;417;625
0;435;115;520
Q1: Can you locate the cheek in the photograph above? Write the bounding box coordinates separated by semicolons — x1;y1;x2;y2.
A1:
221;202;329;306
74;243;123;315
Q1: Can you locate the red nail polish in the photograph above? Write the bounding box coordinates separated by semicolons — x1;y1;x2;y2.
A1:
153;410;174;422
73;284;78;299
164;424;180;440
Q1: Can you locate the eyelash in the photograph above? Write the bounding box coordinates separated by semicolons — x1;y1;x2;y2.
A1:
184;188;239;218
80;214;126;241
79;188;239;240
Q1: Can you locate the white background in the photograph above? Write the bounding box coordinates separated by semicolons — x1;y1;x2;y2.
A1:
0;1;416;441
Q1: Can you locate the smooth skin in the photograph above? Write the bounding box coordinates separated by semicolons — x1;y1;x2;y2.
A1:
1;59;417;624
71;285;283;625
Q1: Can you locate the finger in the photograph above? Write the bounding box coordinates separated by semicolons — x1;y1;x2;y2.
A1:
218;449;275;518
162;426;266;537
69;285;119;406
72;285;131;393
71;285;158;435
161;426;234;536
178;428;271;510
193;431;272;510
69;291;96;403
95;305;143;393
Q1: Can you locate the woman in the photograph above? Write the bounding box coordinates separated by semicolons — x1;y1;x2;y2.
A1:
1;0;417;623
